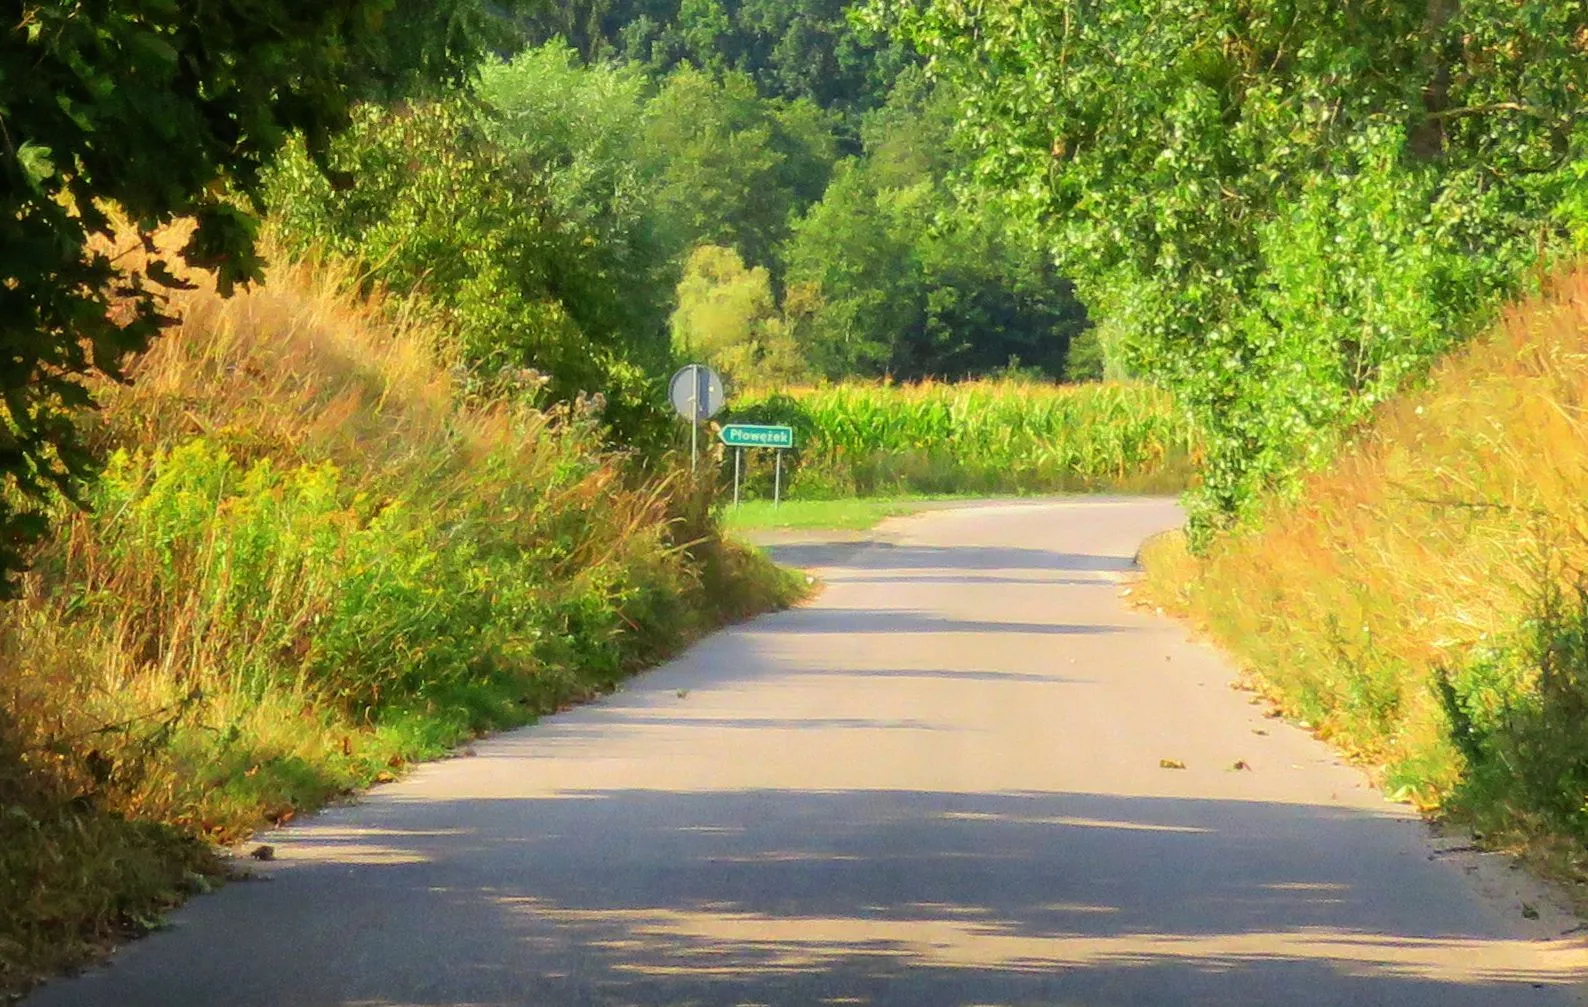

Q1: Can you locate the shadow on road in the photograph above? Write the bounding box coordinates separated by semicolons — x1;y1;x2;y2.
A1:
753;608;1127;636
27;499;1581;1007
60;788;1579;1007
766;542;1137;575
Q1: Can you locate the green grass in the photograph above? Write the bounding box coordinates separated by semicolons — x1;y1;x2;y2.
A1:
722;495;964;532
0;251;803;999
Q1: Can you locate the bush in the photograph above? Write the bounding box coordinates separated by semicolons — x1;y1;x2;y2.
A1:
888;0;1588;533
1143;266;1588;864
0;244;801;995
265;99;671;447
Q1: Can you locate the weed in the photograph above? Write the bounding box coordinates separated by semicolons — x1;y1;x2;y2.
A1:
1143;267;1588;868
0;243;802;996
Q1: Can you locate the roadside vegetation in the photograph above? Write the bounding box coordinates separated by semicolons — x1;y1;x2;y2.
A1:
0;241;802;993
7;2;1117;993
1143;270;1588;875
725;380;1195;499
886;0;1588;875
16;0;1588;992
723;496;959;534
889;0;1588;537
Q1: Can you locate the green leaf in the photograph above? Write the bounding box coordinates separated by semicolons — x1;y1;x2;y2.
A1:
16;142;55;189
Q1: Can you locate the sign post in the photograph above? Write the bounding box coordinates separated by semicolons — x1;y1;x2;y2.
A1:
667;364;725;472
719;424;795;508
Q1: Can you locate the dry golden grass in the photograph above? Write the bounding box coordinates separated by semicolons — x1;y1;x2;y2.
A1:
1145;266;1588;853
0;236;801;996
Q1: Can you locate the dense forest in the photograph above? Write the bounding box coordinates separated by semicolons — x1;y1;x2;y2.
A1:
266;0;1097;439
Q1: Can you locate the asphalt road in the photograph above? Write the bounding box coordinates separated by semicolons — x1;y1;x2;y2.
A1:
28;499;1588;1006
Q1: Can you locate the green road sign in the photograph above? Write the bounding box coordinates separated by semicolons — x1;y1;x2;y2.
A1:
720;424;794;449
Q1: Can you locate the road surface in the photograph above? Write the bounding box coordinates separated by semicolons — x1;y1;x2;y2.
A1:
28;499;1588;1006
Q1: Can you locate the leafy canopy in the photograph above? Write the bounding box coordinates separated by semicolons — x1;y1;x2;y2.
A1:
786;74;1091;381
1;0;499;593
671;244;808;384
881;0;1588;533
641;66;839;273
512;0;914;124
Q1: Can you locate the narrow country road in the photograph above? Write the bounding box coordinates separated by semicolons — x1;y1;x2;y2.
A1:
28;499;1588;1006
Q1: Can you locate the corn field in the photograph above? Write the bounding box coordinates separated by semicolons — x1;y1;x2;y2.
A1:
724;380;1197;498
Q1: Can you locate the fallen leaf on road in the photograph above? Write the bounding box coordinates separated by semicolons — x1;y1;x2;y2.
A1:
1232;760;1251;771
1159;758;1187;770
1251;728;1269;736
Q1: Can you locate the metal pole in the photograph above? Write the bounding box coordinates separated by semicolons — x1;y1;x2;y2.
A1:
773;449;782;509
733;447;742;509
689;363;699;473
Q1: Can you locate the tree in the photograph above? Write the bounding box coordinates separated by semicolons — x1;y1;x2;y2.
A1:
266;98;669;446
0;1;487;595
676;0;733;71
671;244;807;384
881;0;1588;532
785;76;1090;381
729;0;913;120
358;0;530;98
783;162;918;376
511;0;913;124
640;67;837;273
476;44;675;352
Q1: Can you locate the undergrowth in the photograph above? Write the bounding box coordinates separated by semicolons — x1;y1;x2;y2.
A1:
1143;266;1588;881
0;243;802;996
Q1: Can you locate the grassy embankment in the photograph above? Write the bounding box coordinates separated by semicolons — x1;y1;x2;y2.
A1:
723;496;968;533
0;244;802;996
723;380;1197;500
1143;267;1588;876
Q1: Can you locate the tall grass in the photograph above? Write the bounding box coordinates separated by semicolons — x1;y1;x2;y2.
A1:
1143;265;1588;874
0;240;800;994
725;379;1197;498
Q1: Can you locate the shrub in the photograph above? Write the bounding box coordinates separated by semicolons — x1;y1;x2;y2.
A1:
887;0;1588;532
265;99;671;447
1143;266;1588;864
0;244;800;994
